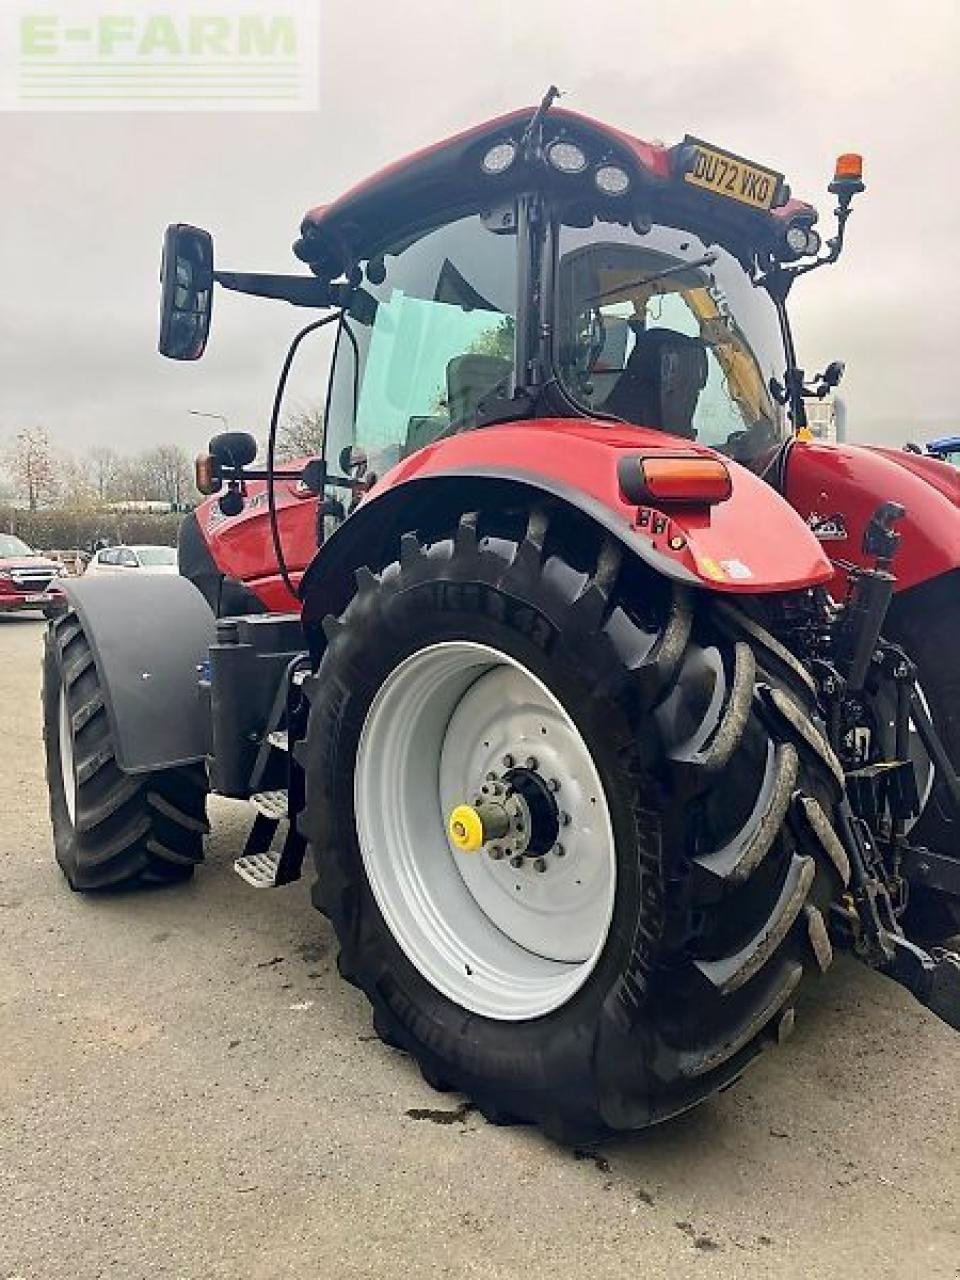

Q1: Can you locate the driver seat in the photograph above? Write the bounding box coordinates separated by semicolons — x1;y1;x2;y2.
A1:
604;328;708;437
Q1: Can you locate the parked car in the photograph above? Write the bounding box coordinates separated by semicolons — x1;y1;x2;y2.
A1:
46;549;91;577
0;534;68;615
85;544;179;577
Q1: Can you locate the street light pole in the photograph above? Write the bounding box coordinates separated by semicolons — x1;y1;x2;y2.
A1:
188;410;228;433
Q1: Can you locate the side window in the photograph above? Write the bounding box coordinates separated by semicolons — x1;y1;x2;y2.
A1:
99;548;119;566
325;212;517;480
118;549;138;568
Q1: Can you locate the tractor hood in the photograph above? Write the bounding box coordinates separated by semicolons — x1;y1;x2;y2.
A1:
785;439;960;593
868;445;960;508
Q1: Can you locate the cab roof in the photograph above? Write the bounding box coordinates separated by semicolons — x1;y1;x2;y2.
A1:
294;105;815;277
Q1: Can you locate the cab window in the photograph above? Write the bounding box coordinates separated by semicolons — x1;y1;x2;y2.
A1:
325;212;517;479
555;220;787;460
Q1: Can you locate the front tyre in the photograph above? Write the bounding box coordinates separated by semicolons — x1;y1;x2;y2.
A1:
43;610;209;890
299;508;848;1139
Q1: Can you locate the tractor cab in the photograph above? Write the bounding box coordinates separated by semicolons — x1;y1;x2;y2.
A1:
159;96;863;518
303;104;837;485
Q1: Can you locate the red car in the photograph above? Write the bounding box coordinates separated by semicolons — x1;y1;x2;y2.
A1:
0;534;67;616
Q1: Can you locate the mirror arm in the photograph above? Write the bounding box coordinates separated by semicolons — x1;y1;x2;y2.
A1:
213;271;349;309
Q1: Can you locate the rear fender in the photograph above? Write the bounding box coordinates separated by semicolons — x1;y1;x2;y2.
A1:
300;420;832;622
58;575;215;774
784;439;960;593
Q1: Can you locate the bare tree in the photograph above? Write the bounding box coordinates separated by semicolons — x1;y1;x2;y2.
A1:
87;446;119;502
5;427;57;510
58;456;98;510
141;444;196;507
277;406;325;461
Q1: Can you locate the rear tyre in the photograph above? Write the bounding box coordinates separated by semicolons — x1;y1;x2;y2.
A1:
43;610;209;891
299;507;849;1139
886;578;960;939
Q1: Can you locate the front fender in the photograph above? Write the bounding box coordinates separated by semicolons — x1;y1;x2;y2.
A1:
300;420;832;621
59;575;215;774
785;439;960;592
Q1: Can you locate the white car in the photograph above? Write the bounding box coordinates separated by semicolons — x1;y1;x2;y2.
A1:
85;544;179;577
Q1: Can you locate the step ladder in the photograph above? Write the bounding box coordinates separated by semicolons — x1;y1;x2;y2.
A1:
232;656;309;889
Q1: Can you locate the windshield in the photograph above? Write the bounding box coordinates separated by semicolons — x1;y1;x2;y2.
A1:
134;546;177;566
0;535;36;558
326;211;517;479
553;216;788;462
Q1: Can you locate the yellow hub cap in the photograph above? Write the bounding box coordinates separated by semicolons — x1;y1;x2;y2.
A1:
449;804;484;852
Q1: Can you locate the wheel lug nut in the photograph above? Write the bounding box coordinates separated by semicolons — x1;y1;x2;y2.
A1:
547;778;560;792
555;843;565;858
486;771;498;781
534;858;547;873
525;756;538;771
489;845;504;860
510;855;524;869
560;812;571;827
502;754;514;769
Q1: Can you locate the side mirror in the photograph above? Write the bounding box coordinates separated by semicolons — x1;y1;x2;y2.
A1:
822;360;845;390
158;224;214;360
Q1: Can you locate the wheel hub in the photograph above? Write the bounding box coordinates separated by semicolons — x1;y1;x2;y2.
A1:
449;762;564;869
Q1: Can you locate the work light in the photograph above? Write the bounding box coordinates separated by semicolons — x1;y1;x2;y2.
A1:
547;139;588;174
594;164;630;196
481;141;518;176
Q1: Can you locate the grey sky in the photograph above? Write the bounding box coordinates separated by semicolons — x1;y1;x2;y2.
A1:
2;0;958;465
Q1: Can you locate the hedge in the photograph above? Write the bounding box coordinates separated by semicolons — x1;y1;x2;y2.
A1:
0;507;185;551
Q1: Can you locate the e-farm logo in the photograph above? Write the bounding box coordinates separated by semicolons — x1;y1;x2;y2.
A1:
0;2;319;111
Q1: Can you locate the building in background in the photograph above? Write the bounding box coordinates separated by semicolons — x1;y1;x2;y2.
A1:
803;393;846;443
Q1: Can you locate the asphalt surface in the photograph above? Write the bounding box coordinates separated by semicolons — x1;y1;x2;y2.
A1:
2;612;959;1279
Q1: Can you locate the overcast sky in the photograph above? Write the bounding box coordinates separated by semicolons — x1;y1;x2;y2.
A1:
2;0;958;467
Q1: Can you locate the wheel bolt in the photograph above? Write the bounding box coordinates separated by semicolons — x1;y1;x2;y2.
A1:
510;855;524;869
486;771;498;781
560;812;571;827
525;756;538;771
502;754;515;769
555;843;565;858
489;845;504;860
547;777;560;792
534;858;547;874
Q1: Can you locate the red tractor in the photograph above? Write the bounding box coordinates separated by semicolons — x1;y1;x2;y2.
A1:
43;92;960;1140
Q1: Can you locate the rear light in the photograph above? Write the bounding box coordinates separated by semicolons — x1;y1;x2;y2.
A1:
618;453;732;506
194;452;221;495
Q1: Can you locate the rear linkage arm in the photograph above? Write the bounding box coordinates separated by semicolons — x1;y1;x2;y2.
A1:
817;502;960;1031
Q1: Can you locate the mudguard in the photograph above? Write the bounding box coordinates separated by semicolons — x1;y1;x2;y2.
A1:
784;439;960;594
59;575;215;774
300;419;833;622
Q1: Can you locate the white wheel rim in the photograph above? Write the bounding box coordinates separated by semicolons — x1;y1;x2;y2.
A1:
355;641;616;1021
58;684;77;825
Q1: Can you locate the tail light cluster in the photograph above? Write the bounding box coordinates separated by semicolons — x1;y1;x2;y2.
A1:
617;453;732;507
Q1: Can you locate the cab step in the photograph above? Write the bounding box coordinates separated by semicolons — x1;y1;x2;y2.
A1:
251;789;288;821
233;849;284;889
233;788;306;889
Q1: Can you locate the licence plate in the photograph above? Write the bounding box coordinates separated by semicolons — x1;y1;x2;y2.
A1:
682;136;782;211
25;592;51;604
